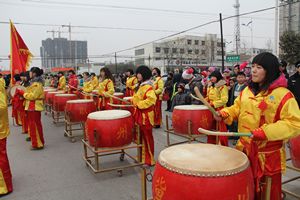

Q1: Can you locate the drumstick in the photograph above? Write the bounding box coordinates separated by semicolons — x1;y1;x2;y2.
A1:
198;128;252;137
105;93;130;104
108;103;134;108
190;94;219;116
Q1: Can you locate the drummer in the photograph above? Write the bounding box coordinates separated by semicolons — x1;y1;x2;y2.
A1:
97;67;115;110
132;65;157;166
216;52;300;199
20;72;30;136
152;67;164;128
0;74;13;196
125;69;137;97
67;70;78;94
81;72;94;99
17;67;45;150
90;73;99;90
57;71;66;91
11;74;23;126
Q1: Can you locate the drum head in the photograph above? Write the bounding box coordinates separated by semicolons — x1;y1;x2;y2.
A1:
10;85;26;97
158;144;249;177
67;99;93;104
123;97;132;100
114;92;124;96
55;94;76;97
44;89;57;92
174;105;209;111
88;110;131;120
48;91;64;94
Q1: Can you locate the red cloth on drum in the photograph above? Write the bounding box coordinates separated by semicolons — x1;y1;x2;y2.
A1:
27;111;44;148
0;138;13;194
154;99;162;126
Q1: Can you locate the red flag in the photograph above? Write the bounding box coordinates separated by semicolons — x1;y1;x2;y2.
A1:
10;20;33;85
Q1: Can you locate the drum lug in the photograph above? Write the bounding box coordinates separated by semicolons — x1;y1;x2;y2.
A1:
119;153;125;161
117;169;123;177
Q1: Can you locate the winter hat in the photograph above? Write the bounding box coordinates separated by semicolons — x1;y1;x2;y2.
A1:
177;83;185;91
136;65;152;81
182;68;194;80
223;69;230;73
201;71;208;78
210;70;223;82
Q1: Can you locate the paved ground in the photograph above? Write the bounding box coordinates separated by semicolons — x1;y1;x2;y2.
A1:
3;103;300;200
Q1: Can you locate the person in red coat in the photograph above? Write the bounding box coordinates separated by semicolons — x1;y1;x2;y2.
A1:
67;70;78;94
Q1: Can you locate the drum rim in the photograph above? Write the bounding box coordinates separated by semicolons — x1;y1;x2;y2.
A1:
123;97;133;100
47;91;64;94
66;99;94;103
174;105;209;110
113;92;124;96
88;110;131;120
44;89;57;92
54;94;77;97
158;144;250;177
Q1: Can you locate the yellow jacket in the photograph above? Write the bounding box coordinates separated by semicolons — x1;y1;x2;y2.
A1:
91;76;99;89
221;81;300;173
98;78;114;101
0;77;5;88
82;80;94;93
24;82;44;111
0;80;9;139
132;83;157;126
126;76;138;90
206;80;228;109
153;76;164;100
58;76;66;90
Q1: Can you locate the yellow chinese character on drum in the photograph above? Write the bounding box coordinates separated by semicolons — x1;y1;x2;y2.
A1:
238;185;250;200
199;115;208;128
117;126;127;140
154;176;166;200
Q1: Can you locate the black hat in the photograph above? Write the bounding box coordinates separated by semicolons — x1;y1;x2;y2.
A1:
210;70;223;82
136;65;152;81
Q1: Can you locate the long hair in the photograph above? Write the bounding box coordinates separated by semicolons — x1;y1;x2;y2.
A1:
100;67;114;83
250;52;280;94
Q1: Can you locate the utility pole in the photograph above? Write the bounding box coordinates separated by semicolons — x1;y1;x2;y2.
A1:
233;0;241;55
115;52;118;74
219;13;225;72
274;0;279;56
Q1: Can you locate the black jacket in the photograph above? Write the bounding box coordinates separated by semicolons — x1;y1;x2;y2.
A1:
288;72;300;107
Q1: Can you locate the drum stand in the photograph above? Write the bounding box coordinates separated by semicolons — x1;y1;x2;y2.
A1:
282;158;300;199
45;103;51;116
51;109;65;124
82;125;143;176
64;111;85;143
164;115;205;146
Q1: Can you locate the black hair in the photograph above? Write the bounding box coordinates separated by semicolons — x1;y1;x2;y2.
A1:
14;74;21;82
77;74;83;79
250;52;281;93
30;67;43;77
90;72;96;77
126;69;134;75
58;71;64;75
236;72;246;77
280;60;287;67
100;67;114;82
295;60;300;68
82;72;90;76
68;70;75;74
234;64;240;69
136;65;152;81
152;67;161;76
210;70;223;82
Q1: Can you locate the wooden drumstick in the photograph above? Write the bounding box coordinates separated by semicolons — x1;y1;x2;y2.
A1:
198;128;252;137
108;103;134;108
105;93;131;104
190;93;219;116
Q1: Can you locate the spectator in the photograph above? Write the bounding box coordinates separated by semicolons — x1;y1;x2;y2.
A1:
164;72;174;111
223;68;231;86
182;67;203;105
232;64;240;77
288;61;300;108
228;72;247;106
170;83;191;111
280;60;289;79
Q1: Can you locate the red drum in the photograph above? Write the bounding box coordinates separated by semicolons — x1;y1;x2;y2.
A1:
289;135;300;168
152;144;254;200
92;89;99;107
44;88;56;98
53;94;77;112
45;91;64;105
86;110;133;148
65;99;96;122
172;105;213;135
112;92;124;104
122;97;133;113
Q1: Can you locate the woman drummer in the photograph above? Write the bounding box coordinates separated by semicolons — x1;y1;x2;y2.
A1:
125;69;137;97
97;67;115;110
216;52;300;199
152;67;164;128
132;65;157;166
17;67;45;150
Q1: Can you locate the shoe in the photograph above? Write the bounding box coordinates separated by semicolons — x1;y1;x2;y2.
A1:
0;191;12;197
22;132;28;134
154;125;161;129
26;137;31;142
30;146;44;150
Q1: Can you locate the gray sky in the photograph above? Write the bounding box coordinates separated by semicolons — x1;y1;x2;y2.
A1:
0;0;276;70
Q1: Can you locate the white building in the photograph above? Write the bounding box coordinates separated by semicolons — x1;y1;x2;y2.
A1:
134;34;226;73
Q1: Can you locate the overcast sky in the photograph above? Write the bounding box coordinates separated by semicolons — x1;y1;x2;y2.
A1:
0;0;276;70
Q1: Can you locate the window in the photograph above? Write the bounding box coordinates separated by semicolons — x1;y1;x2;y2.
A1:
172;48;177;53
163;48;169;54
201;41;205;45
195;49;199;54
195;40;199;45
155;47;161;53
188;49;193;54
187;39;192;45
155;57;161;60
135;48;144;56
217;51;223;55
201;50;206;55
180;48;185;54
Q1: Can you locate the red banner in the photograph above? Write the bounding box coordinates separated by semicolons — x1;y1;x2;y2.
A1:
10;20;33;85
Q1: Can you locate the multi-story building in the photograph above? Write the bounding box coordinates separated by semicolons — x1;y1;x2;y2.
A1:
279;0;300;37
40;38;88;71
134;34;226;73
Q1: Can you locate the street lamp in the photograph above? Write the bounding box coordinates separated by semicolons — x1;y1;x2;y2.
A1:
242;19;253;57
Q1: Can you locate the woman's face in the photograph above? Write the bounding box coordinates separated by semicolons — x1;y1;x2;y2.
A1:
152;69;157;76
210;76;217;83
251;64;266;84
100;71;105;78
137;73;143;82
29;71;33;78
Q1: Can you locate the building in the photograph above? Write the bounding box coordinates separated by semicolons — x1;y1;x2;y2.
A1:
40;38;88;71
134;34;226;73
279;1;300;37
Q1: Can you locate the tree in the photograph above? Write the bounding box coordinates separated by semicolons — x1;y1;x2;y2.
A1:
279;31;300;64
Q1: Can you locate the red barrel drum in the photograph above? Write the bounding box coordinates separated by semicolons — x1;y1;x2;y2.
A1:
289;135;300;168
112;92;124;104
86;110;133;148
53;94;77;112
122;97;133;113
152;143;254;200
65;99;96;122
45;91;64;106
172;105;213;135
44;88;56;98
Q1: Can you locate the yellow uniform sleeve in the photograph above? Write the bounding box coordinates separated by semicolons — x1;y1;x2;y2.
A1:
98;79;115;96
211;86;228;108
127;77;138;90
91;77;99;89
82;81;94;93
221;95;241;125
154;78;164;95
58;76;66;90
262;98;300;141
23;83;44;101
0;82;9;139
